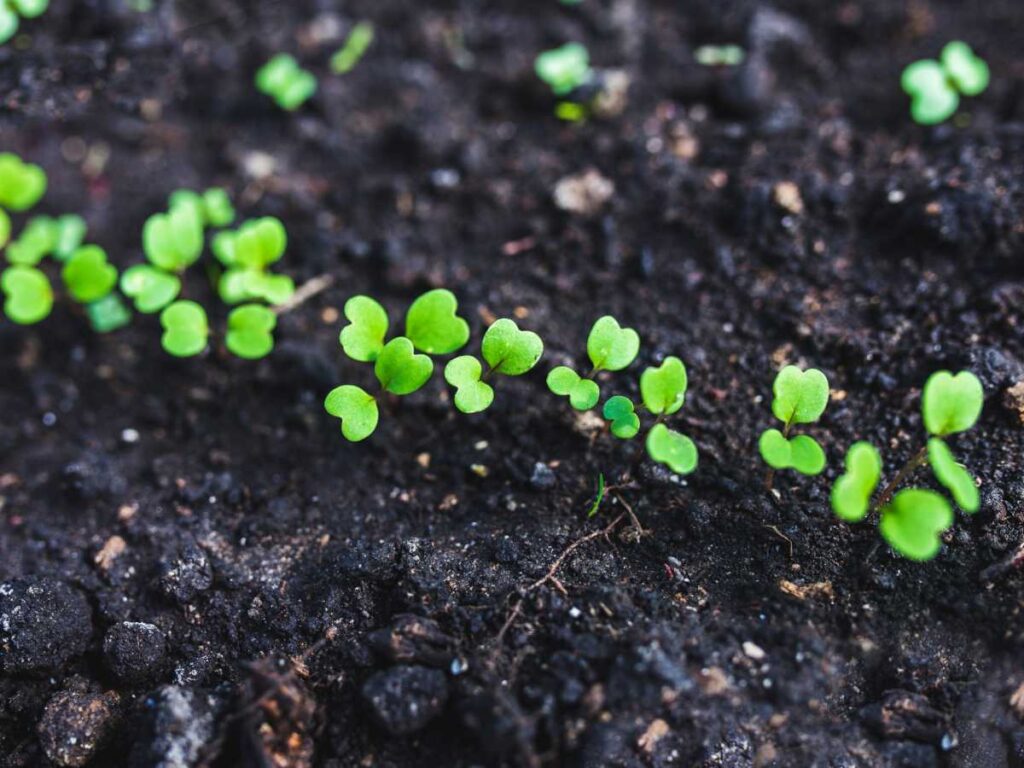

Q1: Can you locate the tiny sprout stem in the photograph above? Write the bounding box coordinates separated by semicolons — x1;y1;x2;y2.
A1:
872;445;929;513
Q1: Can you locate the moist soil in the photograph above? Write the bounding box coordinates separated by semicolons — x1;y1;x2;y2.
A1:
3;1;1024;766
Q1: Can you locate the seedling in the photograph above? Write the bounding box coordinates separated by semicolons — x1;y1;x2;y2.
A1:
214;217;294;306
331;21;374;74
143;201;204;273
638;357;698;474
694;44;745;67
160;300;209;357
85;293;132;334
587;473;606;518
902;41;989;125
535;43;592;96
256;54;317;111
2;265;52;324
120;265;181;314
759;366;829;488
62;245;118;304
831;370;982;561
6;216;56;265
169;188;236;228
0;153;46;212
226;304;277;359
0;0;48;46
445;319;544;413
547;316;639;410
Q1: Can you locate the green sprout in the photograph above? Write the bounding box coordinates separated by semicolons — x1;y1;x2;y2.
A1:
324;385;379;442
169;188;236;228
143;201;204;273
405;289;470;355
61;245;118;304
1;265;52;324
638;357;698;475
0;153;46;212
339;295;389;362
535;42;592;96
226;304;277;359
160;300;209;357
214;217;294;306
0;0;48;46
547;316;639;410
602;395;639;439
587;473;606;518
694;44;745;67
5;214;86;266
120;265;181;313
831;370;982;561
85;293;132;334
256;54;317;111
445;319;544;413
758;366;829;487
331;21;374;74
901;41;989;125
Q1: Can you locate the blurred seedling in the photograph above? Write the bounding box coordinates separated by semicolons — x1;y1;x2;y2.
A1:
547;316;639;410
831;370;983;561
445;319;544;413
2;265;52;324
535;42;593;121
331;21;374;74
902;41;989;125
160;300;209;357
214;217;294;307
0;152;46;211
256;54;317;111
0;0;47;45
326;290;471;440
694;44;745;67
759;366;830;490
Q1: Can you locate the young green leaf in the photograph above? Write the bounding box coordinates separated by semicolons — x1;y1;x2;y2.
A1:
640;356;687;415
547;366;600;410
201;188;235;228
758;429;825;475
927;438;979;513
405;289;470;355
256;54;317;111
534;43;591;96
831;442;882;522
646;424;698;475
444;355;495;414
234;217;286;269
12;0;48;19
324;384;379;441
770;366;829;425
602;395;640;439
212;230;238;267
219;270;294;306
120;264;181;313
144;204;203;272
901;60;959;125
53;214;87;261
86;293;132;334
62;245;117;303
226;304;277;360
6;215;58;265
879;489;953;561
159;300;209;357
941;41;990;96
481;318;543;375
340;295;389;362
374;337;433;395
0;153;47;211
1;265;52;324
587;316;639;372
331;21;374;74
922;370;983;436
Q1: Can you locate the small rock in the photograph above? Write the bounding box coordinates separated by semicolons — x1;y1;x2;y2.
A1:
1004;381;1024;426
861;689;947;743
158;535;213;604
554;169;615;216
0;577;93;674
367;615;455;667
743;641;767;661
38;689;120;767
361;665;448;735
530;462;556;490
103;622;167;684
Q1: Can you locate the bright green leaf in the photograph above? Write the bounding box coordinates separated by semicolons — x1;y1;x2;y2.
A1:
770;366;829;425
226;304;277;359
201;188;235;228
11;0;48;18
1;265;52;324
547;366;600;410
879;489;953;562
324;384;379;441
602;395;639;439
256;54;317;110
0;6;18;44
86;293;132;334
922;370;983;436
340;295;389;362
159;300;208;357
120;264;180;313
374;337;433;395
646;424;698;475
927;437;979;513
535;43;591;96
481;318;543;375
331;21;374;74
234;217;286;269
758;429;826;475
6;215;58;265
444;355;495;414
405;288;470;355
62;245;117;303
587;316;639;372
212;230;238;267
640;356;687;415
831;442;882;523
0;153;46;211
53;214;87;261
143;204;203;272
941;41;989;97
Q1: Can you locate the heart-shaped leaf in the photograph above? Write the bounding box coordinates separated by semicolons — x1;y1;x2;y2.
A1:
879;489;953;562
922;370;983;436
86;293;132;334
62;245;117;303
144;205;203;272
640;356;688;415
6;215;57;265
278;71;318;111
482;318;543;375
927;438;979;513
444;355;495;414
405;289;469;355
159;300;208;357
534;42;591;95
0;153;46;212
374;337;433;395
758;429;825;475
646;424;698;475
771;366;829;425
901;60;959;125
234;217;286;269
831;442;882;522
602;395;640;439
121;264;181;313
53;215;87;262
226;304;277;360
587;316;639;372
1;266;52;324
547;366;600;410
340;295;389;362
324;384;379;441
941;41;989;96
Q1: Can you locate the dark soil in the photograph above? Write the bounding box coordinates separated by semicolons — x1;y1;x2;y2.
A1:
3;1;1024;766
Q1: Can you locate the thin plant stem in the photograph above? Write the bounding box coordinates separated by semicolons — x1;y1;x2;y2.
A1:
872;445;929;512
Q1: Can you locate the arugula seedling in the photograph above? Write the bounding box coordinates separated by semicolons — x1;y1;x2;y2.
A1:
602;395;639;439
0;0;47;46
159;300;209;357
215;217;294;306
256;54;317;111
85;293;132;334
5;216;56;265
61;245;118;303
169;188;235;228
445;318;544;413
405;288;470;355
831;370;982;561
0;153;46;211
226;304;277;359
535;43;592;96
324;385;379;442
639;357;698;474
339;295;389;362
547;315;638;410
1;265;52;324
902;41;989;125
143;202;204;273
331;21;374;74
120;265;181;314
759;366;829;488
